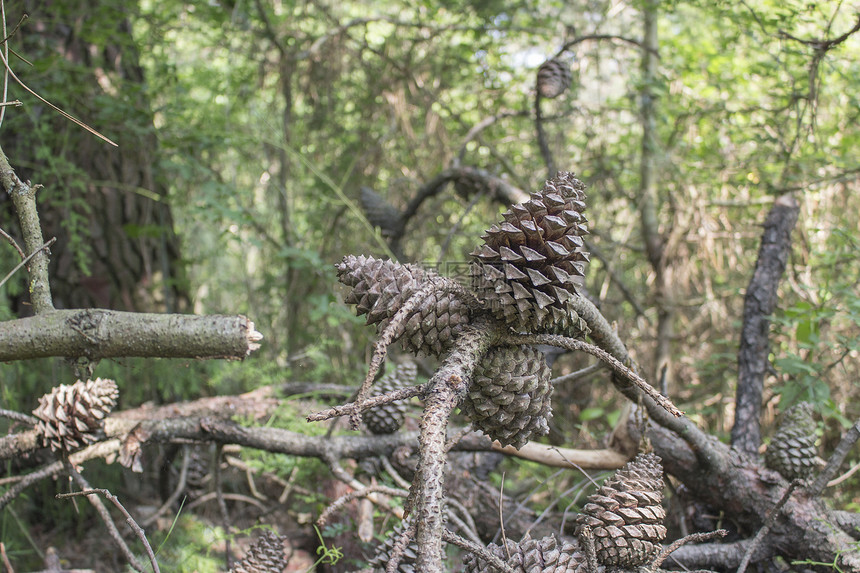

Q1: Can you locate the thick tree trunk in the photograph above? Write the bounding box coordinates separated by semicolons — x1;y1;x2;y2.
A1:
1;1;185;313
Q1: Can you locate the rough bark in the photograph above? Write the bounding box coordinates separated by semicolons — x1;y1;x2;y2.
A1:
732;193;800;454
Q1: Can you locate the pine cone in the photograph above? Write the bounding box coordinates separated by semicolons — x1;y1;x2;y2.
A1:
336;255;473;356
574;452;666;567
470;171;590;337
461;345;553;449
364;361;418;434
32;378;119;452
463;534;586;573
230;530;288;573
765;402;818;480
537;59;572;99
360;187;401;237
368;519;418;573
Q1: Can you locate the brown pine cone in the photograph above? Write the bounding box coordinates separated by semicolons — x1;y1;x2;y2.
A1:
470;171;590;337
32;378;119;452
574;452;667;567
336;255;473;356
460;345;553;449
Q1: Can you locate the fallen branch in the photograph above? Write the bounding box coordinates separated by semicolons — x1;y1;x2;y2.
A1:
0;309;262;361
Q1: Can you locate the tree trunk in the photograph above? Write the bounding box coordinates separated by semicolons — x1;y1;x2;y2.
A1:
1;0;185;313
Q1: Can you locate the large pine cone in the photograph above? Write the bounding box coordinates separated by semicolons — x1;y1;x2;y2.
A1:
463;534;586;573
461;345;553;449
537;59;572;99
336;255;473;356
229;530;288;573
765;402;818;480
574;452;666;567
470;172;590;337
32;378;119;452
364;361;418;435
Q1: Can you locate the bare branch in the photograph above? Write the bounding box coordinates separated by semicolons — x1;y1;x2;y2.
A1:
809;418;860;496
737;480;801;573
60;461;147;572
0;309;261;361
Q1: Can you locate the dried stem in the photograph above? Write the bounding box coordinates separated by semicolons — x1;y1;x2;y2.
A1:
505;332;682;418
441;529;517;573
60;461;149;572
307;383;427;423
809;418;860;496
316;484;408;527
736;480;800;573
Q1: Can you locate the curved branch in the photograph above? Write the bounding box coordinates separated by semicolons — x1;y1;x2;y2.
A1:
391;167;529;254
0;309;262;361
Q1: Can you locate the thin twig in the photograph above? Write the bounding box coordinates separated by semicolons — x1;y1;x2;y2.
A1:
0;47;117;146
505;332;683;418
651;529;728;569
0;541;13;573
0;226;25;261
214;444;232;570
0;408;37;425
446;498;481;546
550;362;604;386
316;484;408;527
809;418;860;496
307;383;427;423
827;459;860;488
0;236;55;290
736;480;800;573
441;529;517;573
60;461;148;572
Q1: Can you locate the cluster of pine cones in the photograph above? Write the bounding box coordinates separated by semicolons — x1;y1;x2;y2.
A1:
461;453;667;572
338;171;591;449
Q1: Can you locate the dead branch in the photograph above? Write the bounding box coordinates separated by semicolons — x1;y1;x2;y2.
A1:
809;417;860;496
0;309;262;361
60;462;147;572
0;145;54;313
732;193;800;453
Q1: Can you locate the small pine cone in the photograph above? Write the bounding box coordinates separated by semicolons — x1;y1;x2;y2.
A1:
368;519;418;573
470;171;590;338
463;534;586;573
364;361;418;434
765;402;818;480
32;378;119;452
230;530;288;573
537;59;572;99
575;452;667;567
336;255;473;356
360;186;401;237
461;345;553;449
